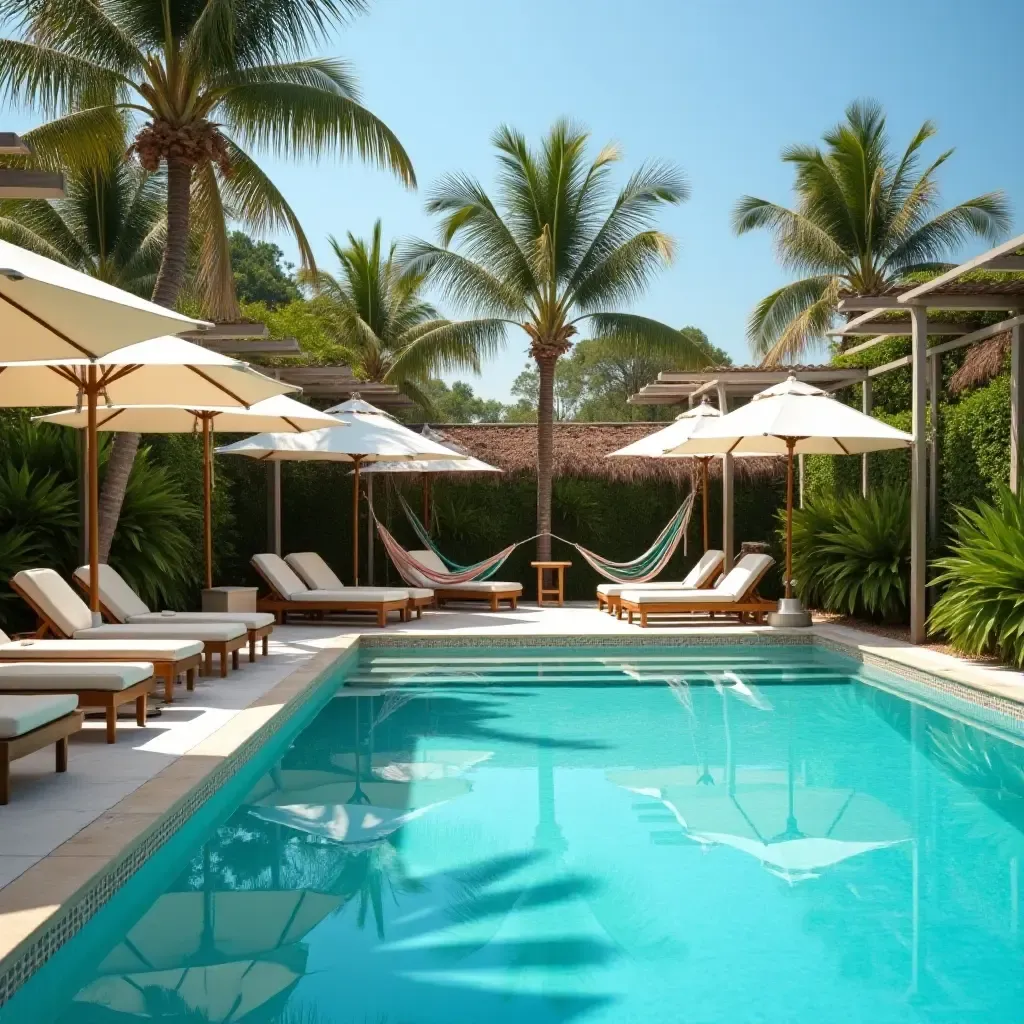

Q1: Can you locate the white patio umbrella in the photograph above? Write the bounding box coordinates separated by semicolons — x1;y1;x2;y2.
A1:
216;395;466;584
667;376;913;620
37;395;337;589
1;336;297;615
0;239;206;359
607;398;748;552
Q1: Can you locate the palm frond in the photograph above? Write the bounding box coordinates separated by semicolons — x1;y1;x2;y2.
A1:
580;313;708;365
191;162;240;320
385;318;510;381
16;0;144;75
732;196;848;273
569;230;675;312
20;106;129;173
756;277;840;365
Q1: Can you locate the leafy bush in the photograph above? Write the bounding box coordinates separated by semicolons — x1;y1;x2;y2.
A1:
929;485;1024;666
787;484;910;622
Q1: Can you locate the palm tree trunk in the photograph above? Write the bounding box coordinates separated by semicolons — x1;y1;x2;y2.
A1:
535;354;556;561
98;154;193;563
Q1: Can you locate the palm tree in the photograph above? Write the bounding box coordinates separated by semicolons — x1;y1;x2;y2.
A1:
400;120;707;559
1;0;415;558
0;157;165;296
302;220;482;411
733;100;1010;365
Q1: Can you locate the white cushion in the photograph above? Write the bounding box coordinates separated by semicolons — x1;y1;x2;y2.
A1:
285;552;343;591
72;622;246;642
12;568;92;636
436;581;522;594
598;581;689;598
126;611;275;630
74;564;150;620
0;661;152;692
0;694;79;739
289;589;411;604
408;550;451;576
596;550;725;599
253;553;308;599
620;554;774;605
0;638;203;660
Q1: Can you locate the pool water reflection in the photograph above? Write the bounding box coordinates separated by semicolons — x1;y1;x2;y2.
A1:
6;645;1024;1023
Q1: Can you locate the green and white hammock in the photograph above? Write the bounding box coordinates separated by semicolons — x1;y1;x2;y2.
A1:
550;489;696;584
397;491;504;580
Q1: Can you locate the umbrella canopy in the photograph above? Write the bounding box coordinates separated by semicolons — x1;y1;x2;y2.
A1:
0;239;206;360
666;376;913;601
37;394;336;588
6;336;297;614
216;394;466;584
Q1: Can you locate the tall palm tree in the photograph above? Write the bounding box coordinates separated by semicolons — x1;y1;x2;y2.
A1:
1;0;415;558
400;120;707;558
303;220;483;411
734;100;1010;365
0;157;165;295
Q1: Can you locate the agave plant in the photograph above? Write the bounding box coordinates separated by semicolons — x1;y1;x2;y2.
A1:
929;486;1024;665
786;484;910;622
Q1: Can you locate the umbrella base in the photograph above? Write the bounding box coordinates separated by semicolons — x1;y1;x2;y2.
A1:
768;598;811;628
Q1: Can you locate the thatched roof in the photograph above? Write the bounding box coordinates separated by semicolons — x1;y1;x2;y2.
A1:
948;331;1010;394
434;422;783;483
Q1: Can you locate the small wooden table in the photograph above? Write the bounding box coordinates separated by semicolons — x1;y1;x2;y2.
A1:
531;561;572;607
202;586;258;613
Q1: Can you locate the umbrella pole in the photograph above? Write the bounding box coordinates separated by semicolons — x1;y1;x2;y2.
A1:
202;414;213;590
352;456;363;586
785;438;795;600
86;366;101;619
701;457;710;553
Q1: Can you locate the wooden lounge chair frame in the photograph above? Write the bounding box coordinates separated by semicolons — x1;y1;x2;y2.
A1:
434;588;520;612
10;576;214;692
70;574;272;664
1;708;84;803
619;562;777;628
598;574;718;618
252;561;409;628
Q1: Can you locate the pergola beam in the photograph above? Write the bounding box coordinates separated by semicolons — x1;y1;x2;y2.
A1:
831;322;968;337
899;231;1024;300
0;169;64;197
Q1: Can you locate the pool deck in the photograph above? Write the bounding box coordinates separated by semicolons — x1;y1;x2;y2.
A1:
1;603;1023;995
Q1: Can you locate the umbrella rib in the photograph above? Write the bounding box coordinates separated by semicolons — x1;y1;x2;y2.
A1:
0;290;95;358
282;416;301;431
97;407;126;427
186;365;249;407
834;437;851;455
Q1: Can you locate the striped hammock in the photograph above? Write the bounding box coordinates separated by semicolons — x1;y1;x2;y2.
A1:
562;491;696;584
397;492;502;580
375;517;517;586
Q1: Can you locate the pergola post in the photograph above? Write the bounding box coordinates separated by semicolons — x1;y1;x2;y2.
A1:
861;378;872;496
266;462;282;556
910;306;929;644
716;382;734;570
927;352;940;539
1011;321;1024;494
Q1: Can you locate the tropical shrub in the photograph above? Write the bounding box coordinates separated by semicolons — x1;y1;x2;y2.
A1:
929;486;1024;666
786;484;910;622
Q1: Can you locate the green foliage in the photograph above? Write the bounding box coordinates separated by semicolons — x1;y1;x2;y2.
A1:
239;296;346;365
788;485;910;622
929;486;1024;666
229;231;300;307
415;380;506;424
735;100;1009;362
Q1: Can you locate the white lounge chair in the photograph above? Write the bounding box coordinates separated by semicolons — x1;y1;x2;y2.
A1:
73;564;275;662
284;552;434;618
0;694;82;803
596;549;725;616
0;629;202;704
618;554;777;627
11;569;247;678
251;554;413;627
403;550;522;611
0;661;154;743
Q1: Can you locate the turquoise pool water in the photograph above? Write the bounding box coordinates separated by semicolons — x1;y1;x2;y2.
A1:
4;644;1024;1023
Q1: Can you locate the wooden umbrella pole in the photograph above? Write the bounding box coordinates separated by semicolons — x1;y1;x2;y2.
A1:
785;438;795;600
352;456;363;586
701;457;710;554
86;365;100;616
202;414;213;590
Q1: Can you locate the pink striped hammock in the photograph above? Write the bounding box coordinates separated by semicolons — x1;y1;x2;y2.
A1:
376;519;517;585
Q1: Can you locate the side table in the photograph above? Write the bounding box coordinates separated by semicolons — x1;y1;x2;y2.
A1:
202;586;258;613
530;561;572;607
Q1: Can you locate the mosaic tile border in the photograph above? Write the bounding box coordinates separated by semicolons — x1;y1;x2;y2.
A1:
0;645;356;1008
358;631;815;650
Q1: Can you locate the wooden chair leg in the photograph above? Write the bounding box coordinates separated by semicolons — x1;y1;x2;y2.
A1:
627;609;633;624
220;650;229;678
163;669;174;703
105;701;117;744
0;753;9;805
249;635;256;663
204;651;213;676
490;594;498;611
416;607;423;619
262;635;269;656
56;735;68;773
186;667;195;691
377;609;386;627
231;649;240;671
135;693;147;728
641;610;648;628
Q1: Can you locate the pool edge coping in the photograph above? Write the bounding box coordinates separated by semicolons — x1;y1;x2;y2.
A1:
1;620;1023;1005
0;635;359;1006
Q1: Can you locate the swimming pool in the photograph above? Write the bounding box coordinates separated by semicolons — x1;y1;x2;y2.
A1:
4;643;1024;1023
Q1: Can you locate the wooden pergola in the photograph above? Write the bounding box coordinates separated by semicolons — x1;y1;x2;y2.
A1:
632;234;1024;644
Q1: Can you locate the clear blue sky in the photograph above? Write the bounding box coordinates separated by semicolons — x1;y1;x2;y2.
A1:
9;0;1024;399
